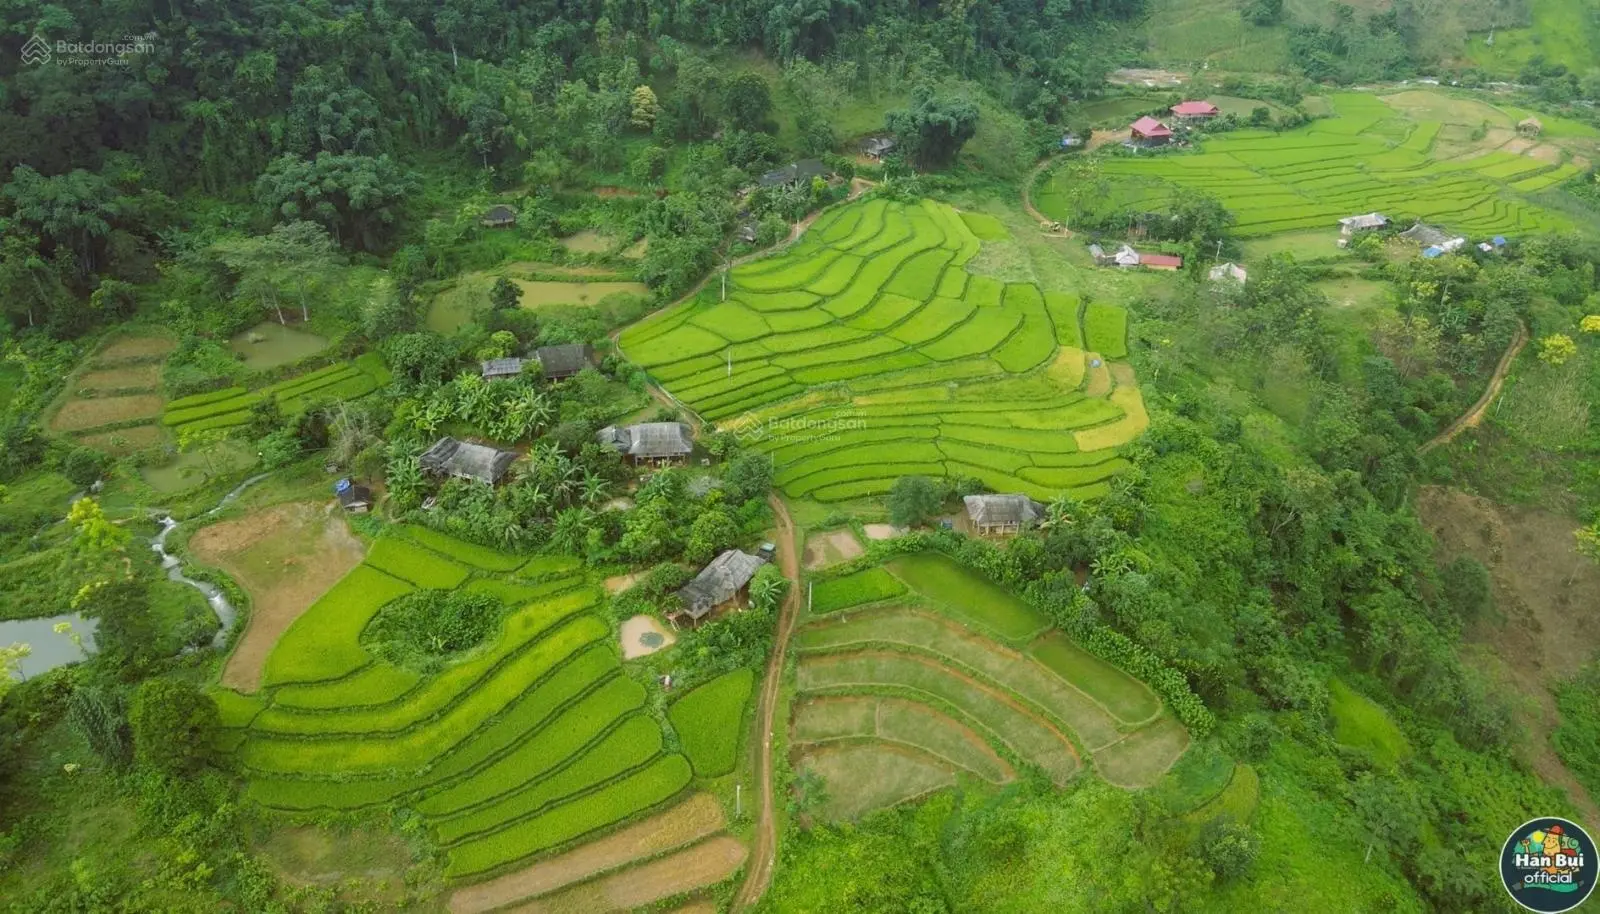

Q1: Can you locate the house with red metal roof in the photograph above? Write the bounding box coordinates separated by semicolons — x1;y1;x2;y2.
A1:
1129;116;1173;145
1139;252;1184;270
1170;100;1220;121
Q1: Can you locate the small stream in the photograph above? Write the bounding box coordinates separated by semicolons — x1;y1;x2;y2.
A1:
3;472;274;679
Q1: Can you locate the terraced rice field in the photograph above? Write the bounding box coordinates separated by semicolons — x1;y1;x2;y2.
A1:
620;198;1146;502
214;527;703;889
1037;92;1575;240
789;589;1190;818
160;352;393;435
49;334;174;453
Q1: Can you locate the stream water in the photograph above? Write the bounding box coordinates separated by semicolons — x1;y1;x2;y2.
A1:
3;472;274;679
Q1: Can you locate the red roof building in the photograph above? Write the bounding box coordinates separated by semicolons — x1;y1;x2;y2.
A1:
1140;252;1184;270
1129;116;1173;143
1170;100;1220;119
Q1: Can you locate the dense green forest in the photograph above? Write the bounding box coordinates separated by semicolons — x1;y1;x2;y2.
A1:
4;0;1600;911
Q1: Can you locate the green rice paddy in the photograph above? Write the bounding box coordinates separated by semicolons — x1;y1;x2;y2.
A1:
217;529;694;882
1036;92;1576;240
622;198;1146;502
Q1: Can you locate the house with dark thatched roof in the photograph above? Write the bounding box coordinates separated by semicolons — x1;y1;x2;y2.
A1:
674;549;766;624
419;437;519;485
759;159;830;188
597;422;695;466
963;494;1046;536
481;357;526;381
532;344;594;381
480;204;517;228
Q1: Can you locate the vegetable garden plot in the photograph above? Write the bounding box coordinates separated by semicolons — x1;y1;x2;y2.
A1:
621;198;1149;500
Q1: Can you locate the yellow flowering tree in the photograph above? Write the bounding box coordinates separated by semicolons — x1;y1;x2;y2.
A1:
1538;333;1577;366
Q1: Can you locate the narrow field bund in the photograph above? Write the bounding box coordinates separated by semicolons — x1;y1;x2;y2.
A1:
621;197;1148;501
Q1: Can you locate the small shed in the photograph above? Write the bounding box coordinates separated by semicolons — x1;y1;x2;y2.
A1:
737;220;759;244
1114;244;1142;268
1170;100;1220;121
1400;222;1452;247
1141;252;1184;270
1129;116;1173;144
597;422;695;466
862;137;897;159
1088;243;1111;266
1338;212;1389;236
1060;134;1084;149
1209;262;1247;284
481;357;525;381
334;478;372;513
1492;235;1508;248
1422;245;1444;259
419;437;520;485
963;494;1046;536
674;549;766;623
532;343;594;381
1518;117;1543;138
480;205;517;229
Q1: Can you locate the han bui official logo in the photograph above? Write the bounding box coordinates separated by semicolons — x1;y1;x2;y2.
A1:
1501;817;1598;912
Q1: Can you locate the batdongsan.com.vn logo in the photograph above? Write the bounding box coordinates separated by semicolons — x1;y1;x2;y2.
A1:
1501;818;1598;912
20;34;50;65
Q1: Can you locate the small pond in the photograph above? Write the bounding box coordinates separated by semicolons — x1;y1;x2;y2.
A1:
0;614;97;679
620;614;676;660
229;321;331;370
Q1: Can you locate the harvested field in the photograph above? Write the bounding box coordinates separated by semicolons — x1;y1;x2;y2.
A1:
191;502;366;692
96;335;175;361
803;528;864;569
49;394;164;432
1094;715;1190;788
74;364;161;391
861;524;902;540
447;794;725;914
515;279;650;309
73;424;163;455
506;837;747;913
792;695;1013;783
797;742;955;822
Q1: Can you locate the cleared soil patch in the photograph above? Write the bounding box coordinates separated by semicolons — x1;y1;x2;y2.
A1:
229;321;331;370
803;528;864;569
74;424;163;455
1094;715;1190;788
619;614;675;660
514;279;649;309
1418;485;1600;820
75;364;161;391
49;394;164;432
96;335;174;361
509;837;748;913
559;230;614;253
603;572;641;594
191;502;366;692
861;523;903;540
798;742;955;822
447;793;725;914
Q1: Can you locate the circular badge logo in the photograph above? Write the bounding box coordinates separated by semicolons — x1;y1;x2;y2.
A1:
1501;817;1598;912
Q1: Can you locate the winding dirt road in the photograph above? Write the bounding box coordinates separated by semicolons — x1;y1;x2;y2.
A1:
1418;322;1528;455
731;493;802;911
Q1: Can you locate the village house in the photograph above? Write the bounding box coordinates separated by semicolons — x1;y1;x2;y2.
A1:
419;437;520;485
596;422;695;466
480;205;517;229
759;159;830;189
480;357;526;381
674;548;767;625
1399;222;1453;248
532;343;595;381
861;136;896;159
1338;212;1389;236
334;477;372;513
1140;252;1184;271
1129;116;1173;146
1170;100;1220;122
1114;243;1142;267
964;494;1046;536
1209;262;1247;284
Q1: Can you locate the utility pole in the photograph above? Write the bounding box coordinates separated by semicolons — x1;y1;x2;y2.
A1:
736;783;742;818
727;347;732;378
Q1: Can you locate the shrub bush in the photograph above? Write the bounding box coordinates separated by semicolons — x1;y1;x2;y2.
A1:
365;589;505;671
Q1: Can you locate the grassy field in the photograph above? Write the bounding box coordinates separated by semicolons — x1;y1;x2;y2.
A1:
1036;91;1580;244
621;197;1146;503
216;528;698;886
1328;678;1412;769
228;322;331;369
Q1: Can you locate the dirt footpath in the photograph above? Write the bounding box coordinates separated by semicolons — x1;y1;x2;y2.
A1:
191;501;366;692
